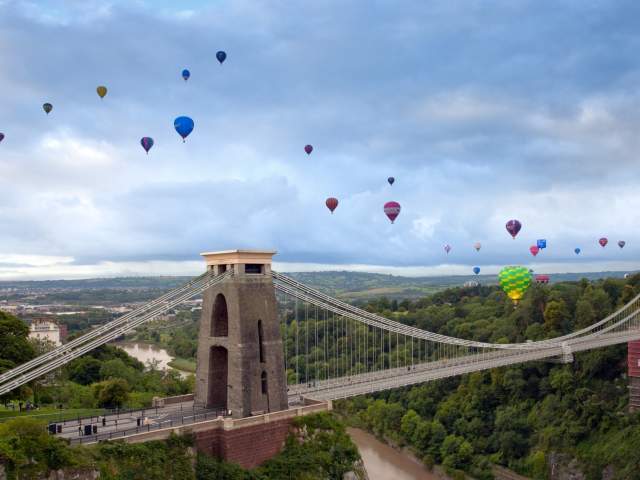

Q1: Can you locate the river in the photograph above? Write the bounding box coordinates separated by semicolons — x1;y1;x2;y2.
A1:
348;428;439;480
114;342;191;377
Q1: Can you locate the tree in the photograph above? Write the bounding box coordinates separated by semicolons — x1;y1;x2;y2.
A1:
0;311;37;401
574;299;596;329
543;300;570;334
94;378;130;408
99;358;139;386
0;417;73;475
400;409;421;440
67;357;102;385
0;311;36;369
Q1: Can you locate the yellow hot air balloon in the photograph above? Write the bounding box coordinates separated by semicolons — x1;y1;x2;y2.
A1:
96;86;108;99
499;266;532;304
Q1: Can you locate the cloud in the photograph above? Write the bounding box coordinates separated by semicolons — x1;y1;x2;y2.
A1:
1;0;640;278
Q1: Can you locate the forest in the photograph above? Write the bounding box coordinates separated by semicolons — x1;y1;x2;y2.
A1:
331;274;640;479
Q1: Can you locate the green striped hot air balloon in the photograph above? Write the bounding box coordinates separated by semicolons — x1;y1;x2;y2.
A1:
499;266;532;304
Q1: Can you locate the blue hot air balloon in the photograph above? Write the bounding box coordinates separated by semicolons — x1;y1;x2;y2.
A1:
574;247;581;255
387;177;395;186
216;51;227;64
174;116;194;142
140;137;154;154
473;266;480;275
537;239;547;250
182;69;190;81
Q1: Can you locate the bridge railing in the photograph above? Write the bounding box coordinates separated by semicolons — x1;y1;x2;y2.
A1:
66;408;228;445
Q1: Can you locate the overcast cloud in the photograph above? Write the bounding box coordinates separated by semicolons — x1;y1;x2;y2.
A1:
1;0;640;279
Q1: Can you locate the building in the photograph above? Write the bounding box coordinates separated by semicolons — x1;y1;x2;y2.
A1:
29;318;62;347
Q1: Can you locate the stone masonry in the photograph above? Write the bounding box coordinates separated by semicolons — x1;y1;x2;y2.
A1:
194;250;288;418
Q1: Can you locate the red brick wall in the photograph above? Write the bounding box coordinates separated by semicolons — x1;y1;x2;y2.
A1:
629;341;640;378
195;418;292;469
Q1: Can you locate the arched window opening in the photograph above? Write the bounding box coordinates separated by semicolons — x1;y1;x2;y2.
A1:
261;371;268;395
258;320;265;363
211;294;228;337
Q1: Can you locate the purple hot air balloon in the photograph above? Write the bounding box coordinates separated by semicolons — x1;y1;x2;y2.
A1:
140;137;154;154
0;133;4;143
304;144;313;155
618;240;626;249
444;244;452;254
505;219;522;239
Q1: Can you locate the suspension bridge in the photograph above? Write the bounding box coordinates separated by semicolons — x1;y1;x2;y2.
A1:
1;250;639;410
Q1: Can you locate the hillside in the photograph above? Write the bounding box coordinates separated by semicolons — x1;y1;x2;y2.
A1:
0;270;632;303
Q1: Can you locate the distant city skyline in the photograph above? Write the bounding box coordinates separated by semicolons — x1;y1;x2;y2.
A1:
1;0;640;279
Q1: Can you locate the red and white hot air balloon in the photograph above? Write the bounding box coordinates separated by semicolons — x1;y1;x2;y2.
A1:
383;201;401;223
325;197;338;214
599;237;608;248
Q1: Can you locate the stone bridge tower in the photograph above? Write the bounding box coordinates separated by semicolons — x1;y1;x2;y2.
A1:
194;250;288;418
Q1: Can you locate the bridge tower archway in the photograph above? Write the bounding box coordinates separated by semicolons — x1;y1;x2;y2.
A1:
207;346;228;409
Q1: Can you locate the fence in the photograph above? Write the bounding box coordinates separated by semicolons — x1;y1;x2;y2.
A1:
68;408;227;445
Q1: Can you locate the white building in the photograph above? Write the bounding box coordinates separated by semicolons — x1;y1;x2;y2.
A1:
29;319;62;346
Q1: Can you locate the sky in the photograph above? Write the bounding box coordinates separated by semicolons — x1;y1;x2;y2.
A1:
1;0;640;280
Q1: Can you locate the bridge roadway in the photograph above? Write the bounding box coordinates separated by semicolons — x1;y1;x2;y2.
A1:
289;329;640;402
51;401;226;445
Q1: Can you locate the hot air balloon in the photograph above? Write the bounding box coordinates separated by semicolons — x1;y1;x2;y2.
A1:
174;116;194;142
599;238;608;248
535;274;550;284
216;51;227;64
387;177;395;186
325;197;338;213
0;133;4;143
444;244;452;254
43;103;53;115
473;266;480;275
537;239;547;250
574;247;581;255
140;137;154;154
499;266;532;304
384;201;401;223
530;245;540;257
618;240;626;249
182;69;190;81
625;273;630;279
304;144;313;155
96;86;107;99
473;242;481;252
505;219;522;239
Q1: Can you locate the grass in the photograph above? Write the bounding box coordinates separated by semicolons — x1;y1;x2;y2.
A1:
0;406;106;423
168;357;196;373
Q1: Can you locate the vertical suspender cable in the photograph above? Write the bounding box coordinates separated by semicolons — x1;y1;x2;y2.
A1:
295;298;299;384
